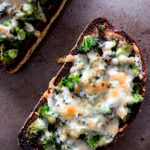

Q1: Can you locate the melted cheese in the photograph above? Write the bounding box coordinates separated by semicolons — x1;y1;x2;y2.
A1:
110;72;127;88
83;80;111;95
31;32;143;149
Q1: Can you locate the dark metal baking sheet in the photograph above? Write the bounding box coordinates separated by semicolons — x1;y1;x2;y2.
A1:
0;0;149;149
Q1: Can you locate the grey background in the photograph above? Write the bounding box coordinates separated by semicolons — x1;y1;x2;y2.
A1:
0;0;150;149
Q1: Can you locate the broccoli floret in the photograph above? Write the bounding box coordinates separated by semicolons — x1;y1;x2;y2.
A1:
77;35;97;52
133;93;143;103
14;27;26;41
2;19;11;26
38;103;58;118
16;4;40;21
58;74;80;91
133;82;142;93
98;104;113;115
116;43;133;57
130;64;140;76
41;131;57;149
0;44;18;63
87;135;103;148
27;118;48;139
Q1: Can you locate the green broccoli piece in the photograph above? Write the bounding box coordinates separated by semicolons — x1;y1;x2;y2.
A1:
14;27;26;41
130;64;140;76
2;19;11;26
133;82;142;93
116;43;133;57
77;35;97;52
0;45;18;63
38;104;58;118
0;37;6;43
27;118;48;139
58;74;80;91
42;131;57;149
98;105;113;115
87;135;103;148
133;93;143;103
17;4;40;21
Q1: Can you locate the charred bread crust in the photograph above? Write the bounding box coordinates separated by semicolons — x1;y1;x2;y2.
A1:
18;18;146;150
7;0;68;74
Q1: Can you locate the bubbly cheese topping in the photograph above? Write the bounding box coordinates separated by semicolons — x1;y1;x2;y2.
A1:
27;27;143;149
47;45;142;149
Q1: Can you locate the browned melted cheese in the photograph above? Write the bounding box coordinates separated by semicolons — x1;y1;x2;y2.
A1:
83;80;111;95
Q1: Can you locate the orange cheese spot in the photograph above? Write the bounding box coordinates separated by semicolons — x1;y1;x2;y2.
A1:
103;93;108;99
65;54;74;62
87;119;94;128
0;26;7;35
74;85;81;93
83;80;111;95
48;117;56;124
110;72;127;88
6;32;13;39
63;105;83;119
111;88;119;97
69;131;78;139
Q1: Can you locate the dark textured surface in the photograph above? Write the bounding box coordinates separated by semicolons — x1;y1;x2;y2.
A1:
0;0;149;150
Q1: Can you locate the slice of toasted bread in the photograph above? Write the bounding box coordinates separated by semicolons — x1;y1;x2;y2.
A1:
7;0;67;74
18;18;146;149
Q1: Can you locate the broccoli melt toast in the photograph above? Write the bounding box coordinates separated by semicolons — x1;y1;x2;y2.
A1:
18;18;146;150
0;0;67;73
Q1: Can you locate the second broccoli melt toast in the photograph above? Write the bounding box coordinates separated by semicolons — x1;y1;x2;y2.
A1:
18;18;146;150
0;0;67;73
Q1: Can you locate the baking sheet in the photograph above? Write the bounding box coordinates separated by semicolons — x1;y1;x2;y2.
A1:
0;0;149;149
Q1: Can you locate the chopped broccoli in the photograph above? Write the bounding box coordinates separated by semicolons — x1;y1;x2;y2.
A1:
133;82;142;94
98;105;113;115
0;37;6;43
2;19;11;26
0;45;18;63
130;64;139;76
87;135;103;148
14;27;26;41
42;131;57;149
58;74;80;91
116;43;133;57
77;35;97;52
133;93;143;103
27;118;48;139
16;4;40;21
38;103;58;118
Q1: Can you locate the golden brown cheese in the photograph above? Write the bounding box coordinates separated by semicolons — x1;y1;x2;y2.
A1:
110;72;127;88
83;80;111;95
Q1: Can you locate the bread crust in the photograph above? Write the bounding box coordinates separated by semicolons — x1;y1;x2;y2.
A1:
7;0;68;74
18;18;146;150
